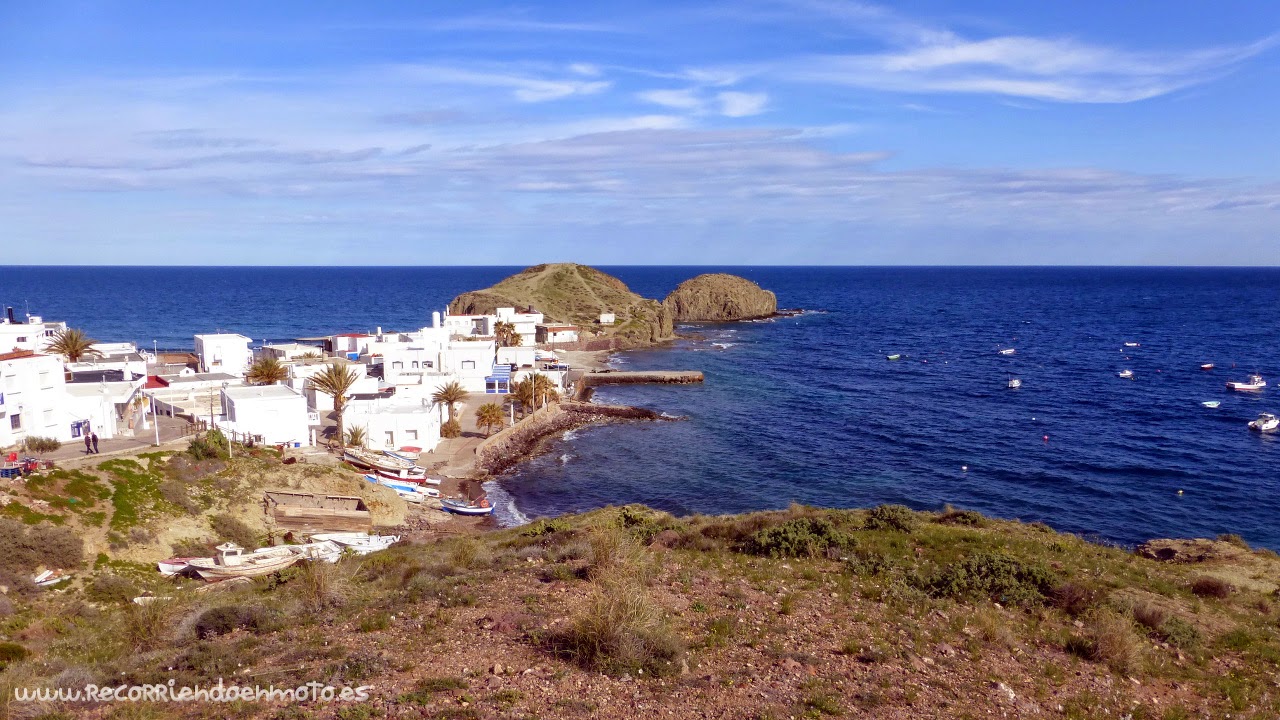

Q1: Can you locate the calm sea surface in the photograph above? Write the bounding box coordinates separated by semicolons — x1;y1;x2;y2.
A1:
2;266;1278;548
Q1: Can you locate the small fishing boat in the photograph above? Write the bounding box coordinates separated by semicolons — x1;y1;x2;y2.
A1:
188;543;302;581
290;540;344;563
1007;378;1022;389
311;532;401;555
998;348;1016;356
363;474;441;501
1248;413;1279;433
1117;369;1134;379
1201;400;1221;409
157;557;201;575
1226;374;1266;391
383;446;422;462
886;354;903;361
345;447;427;480
1124;342;1141;348
440;497;494;516
1200;363;1215;370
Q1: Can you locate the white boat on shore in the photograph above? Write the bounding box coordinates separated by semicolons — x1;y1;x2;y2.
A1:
344;447;427;480
440;497;494;516
157;556;202;575
311;532;400;555
1226;374;1266;391
1117;369;1134;379
363;474;440;502
1248;413;1279;433
383;446;422;462
290;540;344;563
187;543;302;581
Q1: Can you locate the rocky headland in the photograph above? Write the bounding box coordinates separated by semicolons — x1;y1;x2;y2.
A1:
662;272;778;322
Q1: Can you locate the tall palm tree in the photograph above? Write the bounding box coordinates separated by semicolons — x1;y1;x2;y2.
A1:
309;362;360;447
431;380;468;424
509;379;536;418
45;328;101;362
527;372;559;410
475;403;505;436
246;356;288;385
494;321;521;348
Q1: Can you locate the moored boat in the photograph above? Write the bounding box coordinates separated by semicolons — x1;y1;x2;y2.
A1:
1007;378;1022;389
1124;342;1141;348
998;348;1016;356
1226;374;1266;391
440;497;494;516
345;447;426;480
1117;369;1134;379
1200;363;1215;370
384;446;422;462
886;354;902;361
1248;413;1279;433
1201;400;1221;409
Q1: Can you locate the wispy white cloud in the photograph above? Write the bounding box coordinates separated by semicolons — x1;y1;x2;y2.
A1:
717;91;769;117
636;88;704;111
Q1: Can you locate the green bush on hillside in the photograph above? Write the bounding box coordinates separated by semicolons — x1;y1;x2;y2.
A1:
745;517;853;558
921;551;1056;606
864;504;918;533
22;436;61;453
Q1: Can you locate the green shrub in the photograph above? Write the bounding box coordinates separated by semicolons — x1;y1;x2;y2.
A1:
745;517;852;558
193;604;280;639
440;419;462;439
1157;617;1201;649
210;514;258;549
188;429;230;460
0;642;29;669
922;551;1055;606
935;507;985;526
523;518;570;537
86;573;140;604
23;436;61;453
864;504;918;533
1217;533;1250;549
1050;581;1101;617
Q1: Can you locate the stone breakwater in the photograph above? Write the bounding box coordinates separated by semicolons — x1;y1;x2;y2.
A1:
573;370;704;400
474;401;670;476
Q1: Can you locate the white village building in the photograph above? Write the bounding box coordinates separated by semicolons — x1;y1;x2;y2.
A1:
218;384;314;447
0;309;65;354
343;392;442;454
194;334;253;379
0;350;125;448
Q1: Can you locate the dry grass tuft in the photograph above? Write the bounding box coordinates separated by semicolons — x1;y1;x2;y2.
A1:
1190;576;1233;599
1067;610;1142;674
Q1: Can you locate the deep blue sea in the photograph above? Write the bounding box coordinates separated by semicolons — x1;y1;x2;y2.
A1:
2;266;1277;548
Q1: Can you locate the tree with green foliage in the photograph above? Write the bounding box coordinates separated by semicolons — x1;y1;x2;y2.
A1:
431;380;468;424
527;372;559;409
344;425;368;448
494;321;522;348
45;328;101;362
475;403;505;436
309;363;360;447
246;356;288;385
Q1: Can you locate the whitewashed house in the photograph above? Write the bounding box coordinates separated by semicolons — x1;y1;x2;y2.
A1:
1;350;72;447
218;385;313;446
0;309;65;354
64;382;140;439
496;345;536;369
598;312;616;325
344;393;442;454
495;307;543;347
194;334;253;378
535;324;579;345
259;343;323;362
291;361;378;413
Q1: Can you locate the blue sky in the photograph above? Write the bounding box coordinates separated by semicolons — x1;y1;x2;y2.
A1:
2;1;1278;265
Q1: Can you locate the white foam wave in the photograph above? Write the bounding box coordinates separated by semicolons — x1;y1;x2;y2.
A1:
482;481;530;528
562;428;579;441
711;342;737;349
559;453;574;464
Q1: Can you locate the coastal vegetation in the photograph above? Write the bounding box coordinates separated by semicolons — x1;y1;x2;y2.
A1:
1;484;1279;717
20;436;60;453
245;355;288;385
344;425;368;448
494;320;521;348
475;402;505;436
309;362;360;447
44;327;100;362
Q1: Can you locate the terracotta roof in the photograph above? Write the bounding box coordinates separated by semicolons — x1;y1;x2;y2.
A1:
0;349;41;362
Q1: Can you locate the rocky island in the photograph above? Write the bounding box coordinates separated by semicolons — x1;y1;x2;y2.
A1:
663;272;778;322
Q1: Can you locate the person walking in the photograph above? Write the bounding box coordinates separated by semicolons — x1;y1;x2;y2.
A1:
90;432;99;454
83;430;92;455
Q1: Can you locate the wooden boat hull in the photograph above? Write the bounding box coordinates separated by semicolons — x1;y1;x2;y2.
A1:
440;498;494;516
188;553;301;581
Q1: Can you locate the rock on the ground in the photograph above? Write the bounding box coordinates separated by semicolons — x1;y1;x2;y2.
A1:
663;273;777;321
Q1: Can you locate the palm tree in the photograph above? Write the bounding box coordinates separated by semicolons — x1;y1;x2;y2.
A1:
527;372;559;410
45;328;101;362
309;362;360;447
246;356;288;385
344;425;368;448
509;379;536;418
475;403;505;436
494;321;522;348
431;380;468;424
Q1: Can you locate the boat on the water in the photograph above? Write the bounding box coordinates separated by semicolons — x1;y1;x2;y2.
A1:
1226;374;1266;391
886;354;903;361
998;348;1016;356
311;532;401;555
1117;369;1134;379
440;497;494;516
1248;413;1279;433
1201;363;1215;370
1124;342;1141;348
1007;378;1022;389
1201;400;1221;409
187;543;302;581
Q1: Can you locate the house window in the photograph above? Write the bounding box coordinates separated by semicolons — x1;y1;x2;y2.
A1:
384;431;394;446
406;429;418;441
392;361;403;370
411;361;419;369
42;409;52;425
16;336;27;343
9;414;20;430
461;360;475;370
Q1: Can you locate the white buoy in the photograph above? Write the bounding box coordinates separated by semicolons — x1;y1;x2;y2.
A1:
962;465;968;472
1177;490;1184;496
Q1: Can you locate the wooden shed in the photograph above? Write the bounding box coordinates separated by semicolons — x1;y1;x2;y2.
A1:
264;491;372;534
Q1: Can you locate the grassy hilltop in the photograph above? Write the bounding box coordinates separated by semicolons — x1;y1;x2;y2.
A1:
448;264;675;347
1;456;1279;718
